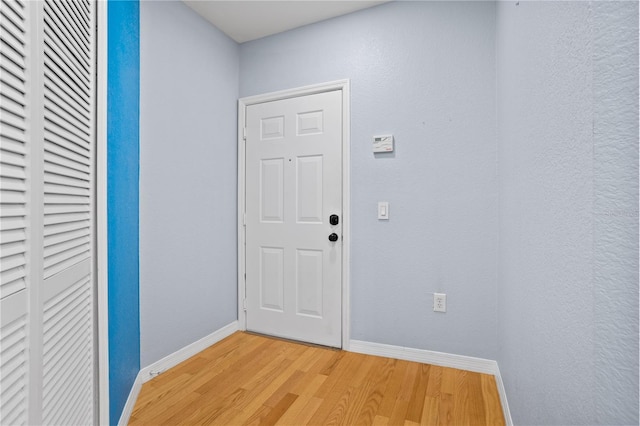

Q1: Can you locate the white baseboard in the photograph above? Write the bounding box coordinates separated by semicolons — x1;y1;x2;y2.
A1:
349;339;512;425
493;364;513;426
139;321;239;383
349;339;497;374
117;321;239;426
117;370;144;426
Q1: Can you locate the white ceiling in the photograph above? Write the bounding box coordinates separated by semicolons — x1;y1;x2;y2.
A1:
183;1;390;43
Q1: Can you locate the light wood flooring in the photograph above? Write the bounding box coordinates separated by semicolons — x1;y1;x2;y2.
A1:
130;332;505;425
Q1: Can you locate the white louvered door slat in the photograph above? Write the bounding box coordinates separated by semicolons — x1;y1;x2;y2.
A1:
42;276;92;425
41;0;95;424
0;314;28;425
0;0;31;424
0;0;28;302
1;0;96;424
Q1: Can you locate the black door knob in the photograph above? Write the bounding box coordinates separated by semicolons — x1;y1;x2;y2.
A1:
328;233;339;242
330;214;339;225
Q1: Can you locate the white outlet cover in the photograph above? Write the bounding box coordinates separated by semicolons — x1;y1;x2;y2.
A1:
434;293;446;313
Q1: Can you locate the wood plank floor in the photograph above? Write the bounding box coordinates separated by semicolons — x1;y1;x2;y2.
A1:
129;332;505;425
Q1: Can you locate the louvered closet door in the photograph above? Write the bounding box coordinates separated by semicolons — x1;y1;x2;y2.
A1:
1;1;31;424
0;0;96;425
41;0;95;424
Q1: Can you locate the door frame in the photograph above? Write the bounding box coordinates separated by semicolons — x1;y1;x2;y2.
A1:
96;0;109;423
237;80;351;349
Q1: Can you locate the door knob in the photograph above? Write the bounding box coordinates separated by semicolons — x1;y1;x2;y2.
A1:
330;214;339;225
328;233;339;242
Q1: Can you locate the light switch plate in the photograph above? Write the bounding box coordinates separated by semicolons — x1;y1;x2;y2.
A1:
378;202;389;220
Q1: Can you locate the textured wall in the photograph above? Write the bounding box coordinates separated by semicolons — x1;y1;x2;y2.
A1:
134;1;638;423
593;2;639;424
496;1;639;424
240;1;499;359
107;0;140;423
591;2;639;423
139;1;239;367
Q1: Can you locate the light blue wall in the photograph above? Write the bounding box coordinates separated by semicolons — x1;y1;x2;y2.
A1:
139;1;239;367
591;2;639;422
496;1;639;424
128;1;638;424
107;0;139;423
240;1;499;359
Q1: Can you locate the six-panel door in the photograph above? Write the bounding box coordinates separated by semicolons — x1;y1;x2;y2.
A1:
245;90;342;348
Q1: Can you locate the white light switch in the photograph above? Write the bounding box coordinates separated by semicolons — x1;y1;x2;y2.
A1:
378;202;389;220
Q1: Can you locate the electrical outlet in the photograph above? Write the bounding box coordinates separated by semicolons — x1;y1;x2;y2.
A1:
433;293;446;312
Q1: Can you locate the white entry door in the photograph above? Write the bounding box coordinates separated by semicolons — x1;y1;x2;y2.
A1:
245;90;343;348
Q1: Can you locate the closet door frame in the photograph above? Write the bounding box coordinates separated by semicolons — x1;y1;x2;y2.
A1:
96;1;109;425
1;1;107;424
1;2;109;423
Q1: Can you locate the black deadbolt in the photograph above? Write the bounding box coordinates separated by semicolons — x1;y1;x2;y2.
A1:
328;233;339;242
330;214;339;226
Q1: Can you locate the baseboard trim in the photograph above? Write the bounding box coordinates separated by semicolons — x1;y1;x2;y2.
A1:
349;339;495;374
139;321;239;383
493;364;513;426
117;321;239;425
349;339;512;425
117;370;144;426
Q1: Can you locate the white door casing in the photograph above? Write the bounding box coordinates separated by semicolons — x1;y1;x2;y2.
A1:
239;82;350;349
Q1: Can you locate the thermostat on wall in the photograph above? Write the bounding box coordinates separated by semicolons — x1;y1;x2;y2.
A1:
373;135;394;153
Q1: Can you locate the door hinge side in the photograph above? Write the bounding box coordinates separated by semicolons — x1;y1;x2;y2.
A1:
243;298;247;311
243;127;247;140
243;212;246;226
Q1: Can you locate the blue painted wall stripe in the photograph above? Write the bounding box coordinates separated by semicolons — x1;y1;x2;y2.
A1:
107;1;140;424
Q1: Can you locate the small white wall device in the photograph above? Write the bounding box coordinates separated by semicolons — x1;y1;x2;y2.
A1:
373;134;394;153
378;201;389;220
